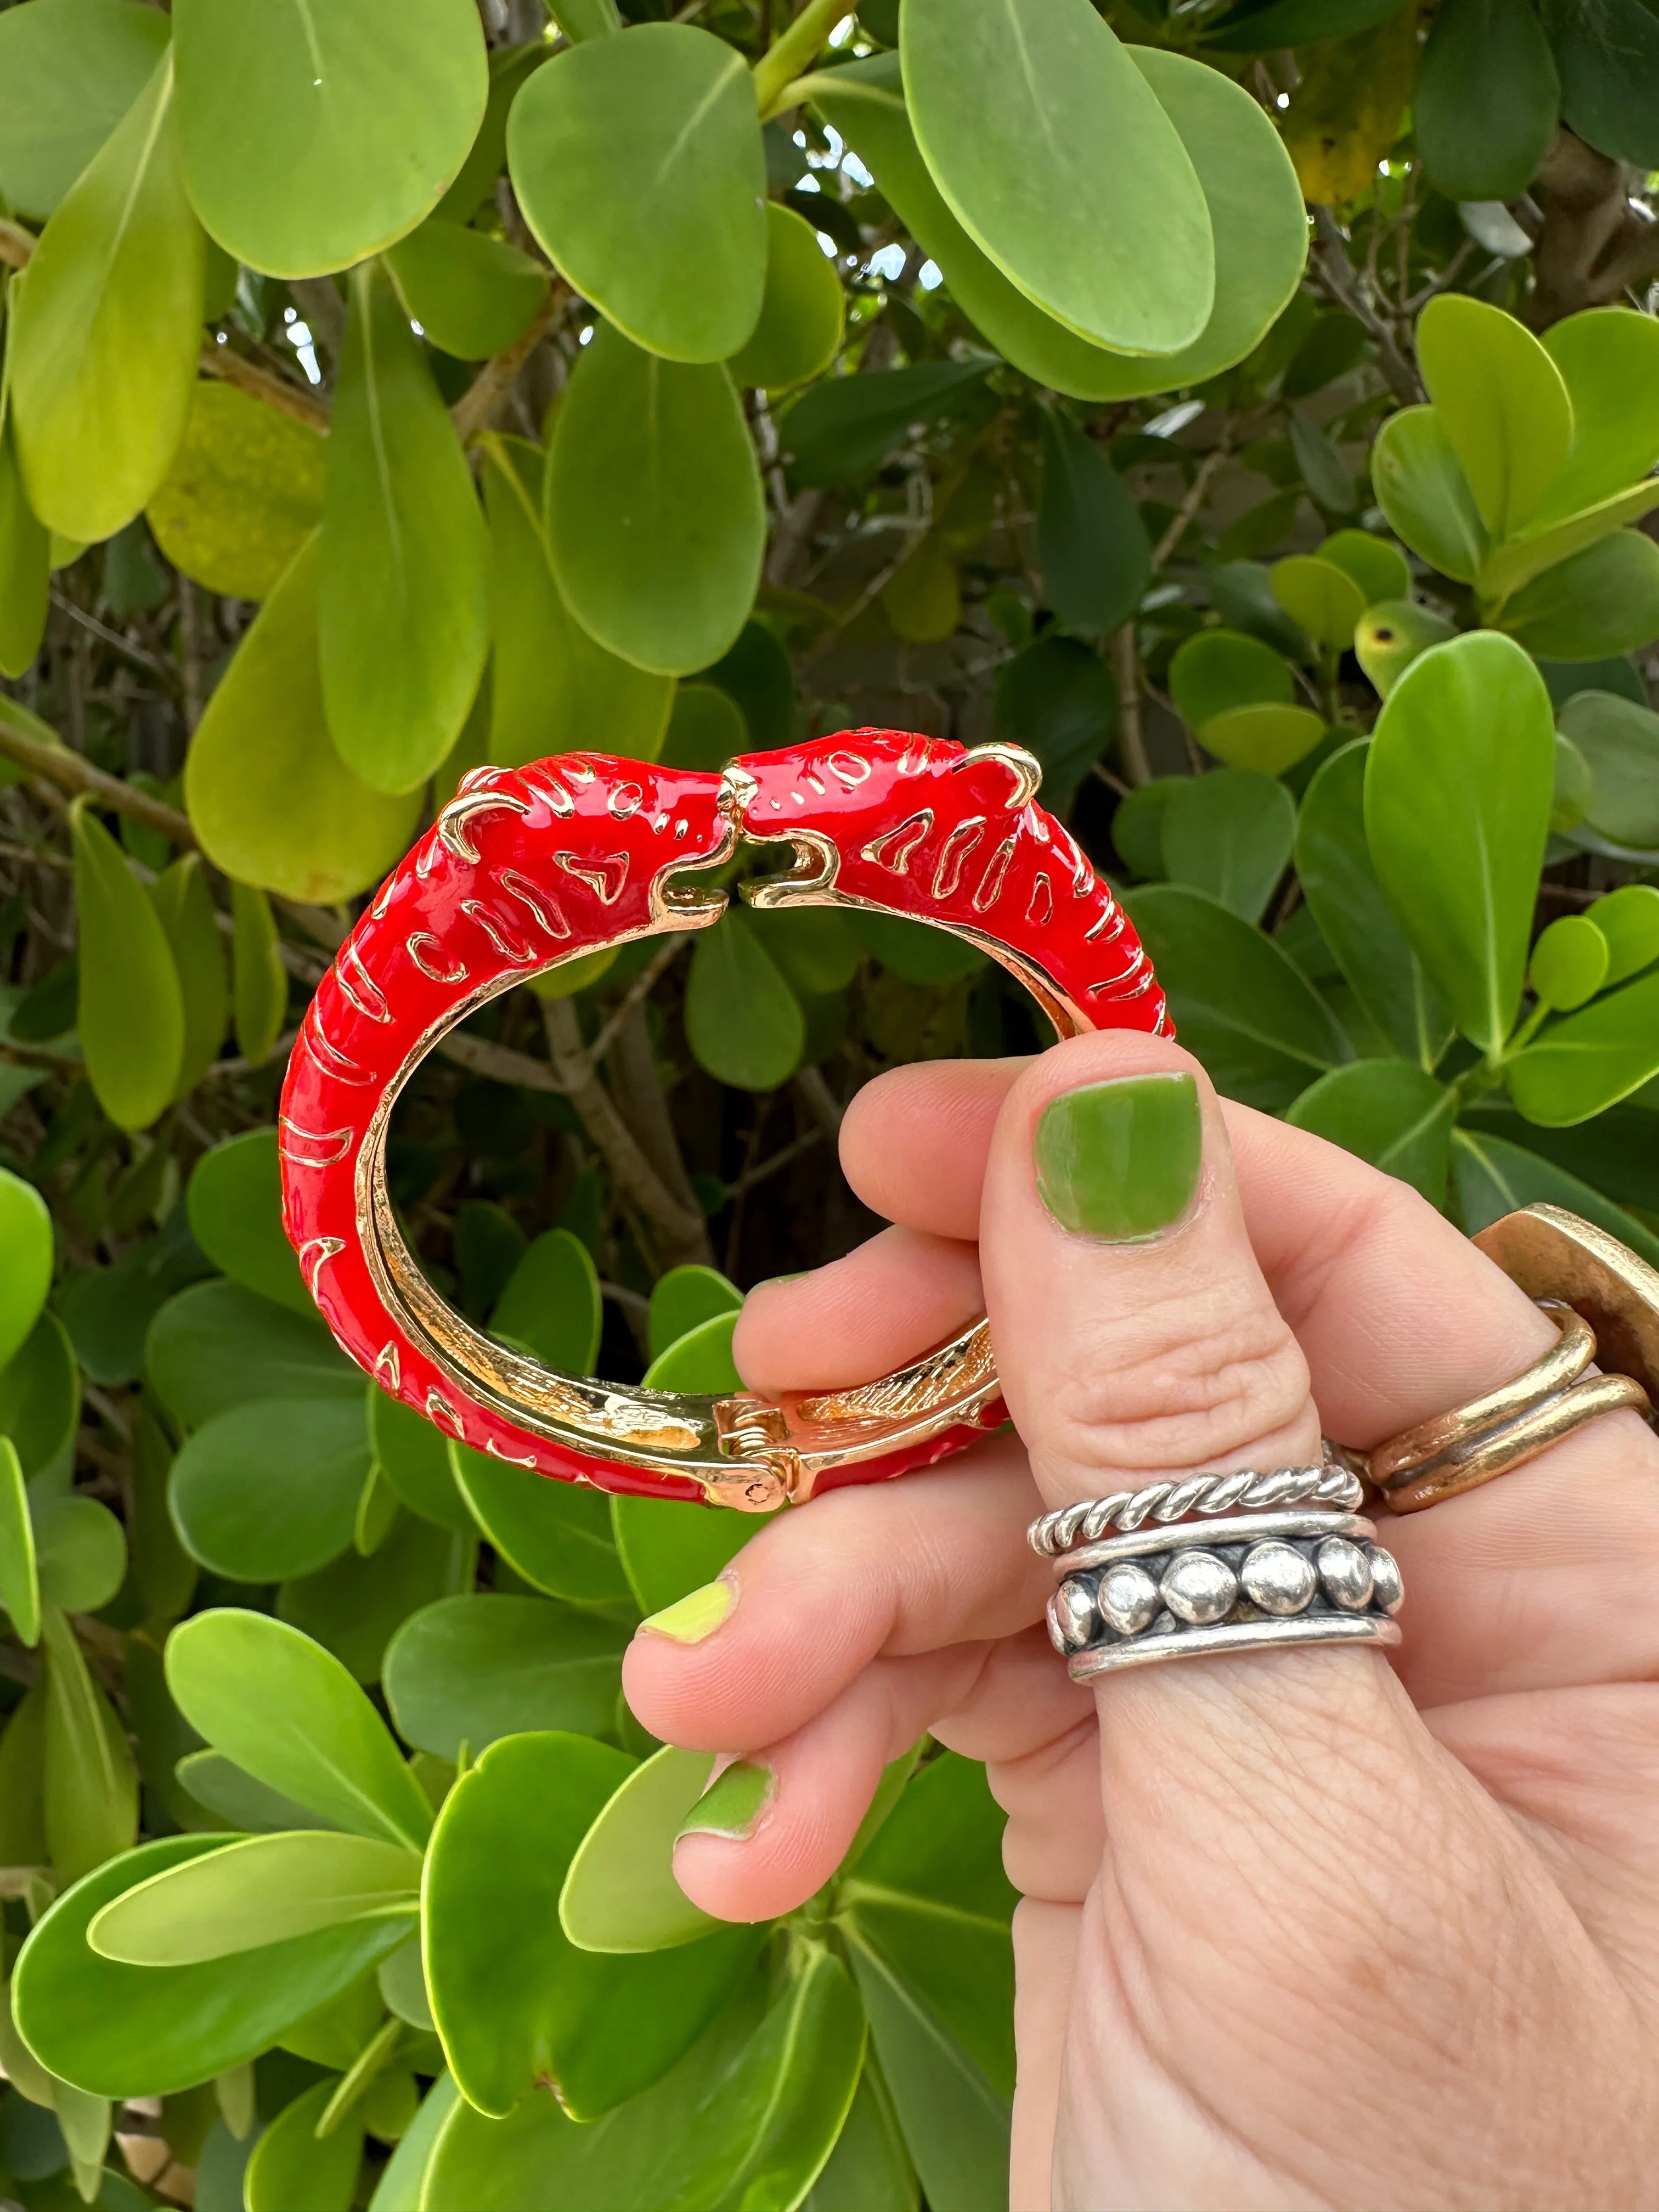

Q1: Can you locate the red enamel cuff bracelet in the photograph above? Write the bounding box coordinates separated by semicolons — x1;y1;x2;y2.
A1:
279;731;1167;1512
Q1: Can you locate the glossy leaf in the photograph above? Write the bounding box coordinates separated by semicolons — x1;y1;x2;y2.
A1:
41;1606;138;1882
882;538;959;645
166;1609;434;1850
146;1279;358;1429
547;325;764;675
1316;530;1411;609
320;263;489;795
0;420;50;680
1037;410;1149;637
902;0;1211;356
385;219;548;362
1204;0;1409;44
991;634;1116;813
170;1397;369;1582
1287;411;1355;518
187;534;421;899
730;205;845;392
1364;634;1555;1058
1549;0;1659;170
175;1750;333;1835
1416;0;1560;201
641;1311;742;1393
0;1311;80;1479
780;356;988;486
385;1593;628;1759
149;855;228;1099
489;1229;602;1375
699;619;795;750
1287;1060;1457;1206
1496;531;1659;664
89;1832;420;1965
33;1495;126;1615
369;1392;471;1533
1282;9;1419;204
1269;555;1365;651
751;907;860;998
1559;690;1659;853
0;0;171;220
1536;309;1659;524
1370;407;1487;584
367;2073;458;2212
12;1835;409;2098
229;882;288;1064
1124;884;1350;1110
71;800;183;1133
1588;883;1659;986
1418;295;1573;543
9;52;204;543
1509;968;1659;1125
647;1267;743;1362
424;1731;760;2119
1169;630;1293;728
244;2079;363;2212
1160;771;1294;924
173;0;486;278
278;1512;473;1686
559;1743;721;1953
685;911;804;1092
1296;740;1452;1068
0;1167;53;1376
1198;703;1328;778
449;1442;631;1606
146;383;325;602
187;1130;309;1317
803;2061;918;2212
1530;915;1610;1011
509;24;764;364
0;1438;41;1647
611;1492;755;1616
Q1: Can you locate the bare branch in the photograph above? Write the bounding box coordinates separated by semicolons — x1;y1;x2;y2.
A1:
201;343;331;432
451;284;569;447
1311;210;1424;404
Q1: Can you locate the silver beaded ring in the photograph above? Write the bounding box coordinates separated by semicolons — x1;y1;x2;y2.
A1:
1028;1463;1367;1558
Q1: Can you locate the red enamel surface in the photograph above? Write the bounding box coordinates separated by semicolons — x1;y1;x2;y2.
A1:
279;737;1165;1501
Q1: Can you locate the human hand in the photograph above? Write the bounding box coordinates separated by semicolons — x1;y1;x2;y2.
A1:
623;1031;1659;2212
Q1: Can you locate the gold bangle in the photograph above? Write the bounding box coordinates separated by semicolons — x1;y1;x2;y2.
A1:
1369;1205;1658;1515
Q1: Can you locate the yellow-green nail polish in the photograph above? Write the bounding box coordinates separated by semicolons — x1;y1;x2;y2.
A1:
1035;1072;1202;1241
638;1578;735;1644
676;1759;773;1842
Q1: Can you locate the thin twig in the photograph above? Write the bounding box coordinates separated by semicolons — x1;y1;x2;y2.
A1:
730;1124;825;1197
1110;625;1150;787
583;937;691;1071
0;710;196;847
0;840;71;872
1312;210;1424;404
201;342;331;433
452;284;569;447
793;1065;844;1137
50;594;183;691
1150;439;1232;572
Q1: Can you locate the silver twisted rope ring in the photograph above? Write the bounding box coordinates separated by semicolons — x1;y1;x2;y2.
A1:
1028;1463;1367;1558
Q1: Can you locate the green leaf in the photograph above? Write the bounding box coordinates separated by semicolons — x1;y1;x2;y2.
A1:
244;2079;363;2212
1418;296;1573;543
187;1130;309;1317
146;383;326;602
780;357;988;487
1548;0;1659;170
367;2073;458;2212
174;1750;335;1835
1528;914;1609;1011
9;52;204;543
991;634;1116;814
1286;1059;1457;1206
729;205;845;392
185;535;423;905
483;438;673;771
1195;702;1327;777
0;419;50;680
320;262;489;796
489;1230;602;1376
0;1437;41;1647
170;1397;369;1581
1204;0;1410;44
646;1267;743;1362
0;0;171;221
559;1743;721;1953
812;49;1300;402
0;1166;53;1376
278;1513;474;1686
166;1609;435;1850
1451;1126;1659;1267
1558;689;1659;851
509;24;764;364
902;0;1211;355
1169;630;1294;727
1160;770;1294;924
384;1593;628;1760
449;1443;633;1607
41;1606;138;1883
1495;530;1659;663
1269;554;1365;651
424;1730;760;2119
369;1392;472;1533
146;1279;358;1428
685;910;804;1092
1477;474;1659;602
611;1492;755;1616
547;326;764;675
1364;633;1554;1058
749;907;860;998
802;2059;918;2212
699;619;795;750
1536;308;1659;524
1508;967;1659;1125
385;218;549;362
1037;410;1149;637
70;799;183;1132
173;0;486;279
1316;530;1412;609
1588;882;1659;986
149;854;228;1099
1415;0;1560;202
230;882;288;1065
33;1496;126;1615
1370;406;1488;584
0;1311;80;1480
89;1832;420;1966
1296;739;1452;1068
1287;411;1355;518
1124;884;1350;1109
12;1834;409;2097
1281;313;1369;403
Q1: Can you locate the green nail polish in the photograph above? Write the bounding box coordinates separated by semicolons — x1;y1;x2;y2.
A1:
676;1759;774;1842
639;1578;735;1644
1034;1073;1202;1241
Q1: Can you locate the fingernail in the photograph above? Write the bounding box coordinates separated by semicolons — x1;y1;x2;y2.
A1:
1034;1072;1202;1241
676;1758;774;1842
638;1577;735;1644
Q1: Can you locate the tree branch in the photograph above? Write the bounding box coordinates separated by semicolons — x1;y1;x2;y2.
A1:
451;284;569;447
1311;210;1424;404
0;709;196;847
202;344;330;432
